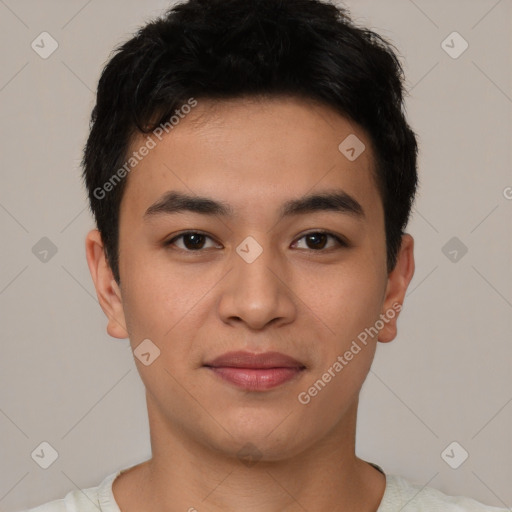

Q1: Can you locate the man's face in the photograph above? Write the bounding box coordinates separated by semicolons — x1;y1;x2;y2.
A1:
108;96;404;460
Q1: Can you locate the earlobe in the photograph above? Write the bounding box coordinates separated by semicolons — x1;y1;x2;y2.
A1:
85;229;129;339
378;233;415;343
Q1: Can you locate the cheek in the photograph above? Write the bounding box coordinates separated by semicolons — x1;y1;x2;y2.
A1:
293;269;382;421
295;260;384;340
118;255;171;343
119;253;219;356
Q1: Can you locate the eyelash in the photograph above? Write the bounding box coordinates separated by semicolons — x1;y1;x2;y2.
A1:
164;230;348;253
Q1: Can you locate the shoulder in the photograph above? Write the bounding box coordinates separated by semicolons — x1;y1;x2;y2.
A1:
23;471;120;512
379;473;508;511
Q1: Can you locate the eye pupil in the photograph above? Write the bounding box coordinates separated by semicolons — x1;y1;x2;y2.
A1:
307;233;327;249
184;233;205;250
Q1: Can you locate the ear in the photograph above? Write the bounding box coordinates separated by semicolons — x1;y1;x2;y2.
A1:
378;233;415;343
85;229;129;339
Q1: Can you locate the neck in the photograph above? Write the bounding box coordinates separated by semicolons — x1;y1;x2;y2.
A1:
114;396;386;512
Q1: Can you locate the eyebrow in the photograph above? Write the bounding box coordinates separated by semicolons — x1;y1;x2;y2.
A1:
144;190;365;221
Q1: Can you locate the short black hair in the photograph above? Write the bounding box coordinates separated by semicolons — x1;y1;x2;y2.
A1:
82;0;419;284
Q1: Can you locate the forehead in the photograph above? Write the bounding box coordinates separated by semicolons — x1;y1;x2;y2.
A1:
120;96;383;225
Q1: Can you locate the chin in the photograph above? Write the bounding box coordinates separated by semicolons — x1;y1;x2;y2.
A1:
206;415;317;463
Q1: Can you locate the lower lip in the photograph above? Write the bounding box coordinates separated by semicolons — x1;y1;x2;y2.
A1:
207;367;304;391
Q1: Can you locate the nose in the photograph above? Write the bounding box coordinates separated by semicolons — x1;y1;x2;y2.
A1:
217;238;297;330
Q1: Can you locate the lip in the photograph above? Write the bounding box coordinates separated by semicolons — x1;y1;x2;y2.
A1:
204;351;306;391
204;350;305;369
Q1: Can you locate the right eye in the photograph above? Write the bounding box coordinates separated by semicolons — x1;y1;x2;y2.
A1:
164;231;222;252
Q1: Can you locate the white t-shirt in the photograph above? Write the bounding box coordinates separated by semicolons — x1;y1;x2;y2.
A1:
23;464;508;512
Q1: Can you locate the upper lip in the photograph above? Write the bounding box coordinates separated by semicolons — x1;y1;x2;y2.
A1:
204;351;305;369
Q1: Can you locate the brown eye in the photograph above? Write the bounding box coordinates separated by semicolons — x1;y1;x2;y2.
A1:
165;232;220;251
293;231;347;251
305;233;328;249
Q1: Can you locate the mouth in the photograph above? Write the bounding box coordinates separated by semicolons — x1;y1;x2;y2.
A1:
203;351;306;391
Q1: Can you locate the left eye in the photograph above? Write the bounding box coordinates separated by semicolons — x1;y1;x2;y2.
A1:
292;231;346;250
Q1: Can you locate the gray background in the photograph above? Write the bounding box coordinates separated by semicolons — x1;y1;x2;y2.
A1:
0;0;511;510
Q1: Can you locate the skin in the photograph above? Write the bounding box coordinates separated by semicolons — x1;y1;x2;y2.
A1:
86;95;415;512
